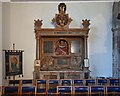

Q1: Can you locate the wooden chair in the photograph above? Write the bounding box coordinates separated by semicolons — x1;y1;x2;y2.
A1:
90;86;105;96
61;79;72;86
3;86;20;96
73;79;84;86
0;86;3;96
57;86;72;96
106;86;120;96
97;79;108;86
20;79;35;96
3;79;21;96
35;79;47;96
0;86;1;95
73;86;89;96
47;79;59;95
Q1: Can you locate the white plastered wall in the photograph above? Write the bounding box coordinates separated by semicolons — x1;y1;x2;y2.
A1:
0;1;2;86
2;2;113;79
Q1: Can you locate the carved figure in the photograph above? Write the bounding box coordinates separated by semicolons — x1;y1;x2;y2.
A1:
40;56;54;71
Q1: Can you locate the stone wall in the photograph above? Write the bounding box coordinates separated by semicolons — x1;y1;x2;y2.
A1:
112;2;120;78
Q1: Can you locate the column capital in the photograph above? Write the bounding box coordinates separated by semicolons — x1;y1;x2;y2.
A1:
84;35;88;38
35;32;40;39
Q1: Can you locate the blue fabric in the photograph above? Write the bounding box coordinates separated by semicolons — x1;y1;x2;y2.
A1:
98;79;107;85
74;80;83;83
58;87;71;93
22;80;32;84
98;79;107;83
91;86;104;92
37;88;46;93
86;79;95;85
5;86;18;93
74;80;83;85
48;88;57;93
107;86;120;92
37;80;46;84
47;80;58;94
74;87;88;92
9;80;20;85
86;79;95;83
49;80;58;84
22;86;35;93
110;79;119;85
48;88;57;94
62;80;71;85
91;86;105;96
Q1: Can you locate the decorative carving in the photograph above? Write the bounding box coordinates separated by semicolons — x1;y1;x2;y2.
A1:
40;56;54;71
33;3;91;79
52;3;72;29
34;60;40;67
82;19;90;28
35;31;40;39
34;19;43;28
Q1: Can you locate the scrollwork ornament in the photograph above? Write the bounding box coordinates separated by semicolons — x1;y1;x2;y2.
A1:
52;3;72;29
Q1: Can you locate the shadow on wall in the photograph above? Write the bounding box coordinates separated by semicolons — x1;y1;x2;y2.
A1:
88;14;112;78
89;52;112;78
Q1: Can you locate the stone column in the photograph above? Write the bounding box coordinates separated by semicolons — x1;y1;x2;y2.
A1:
34;19;43;79
36;33;40;60
34;19;42;60
112;2;120;78
84;36;88;59
84;36;90;79
84;36;89;67
34;32;40;79
82;19;90;78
